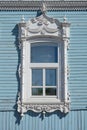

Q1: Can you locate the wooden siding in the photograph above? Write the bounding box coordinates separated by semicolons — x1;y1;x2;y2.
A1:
0;10;87;109
0;110;87;130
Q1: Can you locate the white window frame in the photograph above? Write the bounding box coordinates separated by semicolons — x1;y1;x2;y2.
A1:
30;42;59;98
17;5;70;116
25;38;61;101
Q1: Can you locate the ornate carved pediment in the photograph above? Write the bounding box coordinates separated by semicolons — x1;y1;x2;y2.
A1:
19;15;62;39
26;14;62;36
19;4;70;41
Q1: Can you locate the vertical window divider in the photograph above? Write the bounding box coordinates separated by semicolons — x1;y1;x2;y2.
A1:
43;68;45;96
57;46;59;99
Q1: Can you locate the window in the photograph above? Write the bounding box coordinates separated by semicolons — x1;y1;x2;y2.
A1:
26;40;62;103
17;5;70;116
31;43;58;97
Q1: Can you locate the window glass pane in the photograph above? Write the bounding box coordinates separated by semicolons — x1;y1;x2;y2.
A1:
46;69;56;86
46;88;56;95
31;45;58;63
32;88;43;95
32;69;43;86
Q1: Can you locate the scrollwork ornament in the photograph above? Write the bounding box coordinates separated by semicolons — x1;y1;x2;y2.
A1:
17;101;70;117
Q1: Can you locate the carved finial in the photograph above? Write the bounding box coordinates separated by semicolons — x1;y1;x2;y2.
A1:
63;15;67;23
41;3;47;13
43;111;46;119
21;15;25;23
21;112;24;117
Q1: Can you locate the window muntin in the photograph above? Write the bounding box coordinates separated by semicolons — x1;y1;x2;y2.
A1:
31;43;59;97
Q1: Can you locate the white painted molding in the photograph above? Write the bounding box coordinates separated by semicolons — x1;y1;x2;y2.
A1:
18;103;70;117
18;6;70;116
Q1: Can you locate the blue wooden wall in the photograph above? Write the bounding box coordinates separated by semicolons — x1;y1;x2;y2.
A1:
0;10;87;129
0;110;87;130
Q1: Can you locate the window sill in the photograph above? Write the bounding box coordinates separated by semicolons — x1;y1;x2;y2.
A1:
23;97;60;104
17;95;70;116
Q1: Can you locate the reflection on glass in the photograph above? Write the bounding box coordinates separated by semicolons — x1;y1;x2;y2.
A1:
46;88;56;95
32;88;43;95
32;69;43;86
31;45;58;63
46;69;56;86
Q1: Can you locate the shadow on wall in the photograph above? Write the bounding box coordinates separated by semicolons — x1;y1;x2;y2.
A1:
14;110;67;125
12;24;21;124
12;24;20;92
36;9;43;17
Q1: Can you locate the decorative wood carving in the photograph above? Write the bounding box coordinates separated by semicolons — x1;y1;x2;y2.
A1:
18;3;70;117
